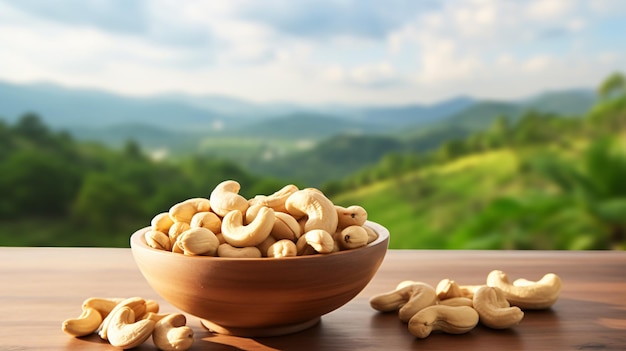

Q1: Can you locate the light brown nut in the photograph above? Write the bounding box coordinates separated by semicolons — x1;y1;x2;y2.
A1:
144;229;172;251
271;212;302;241
221;207;275;247
177;227;220;256
285;189;338;234
473;286;524;329
217;243;262;258
152;313;194;351
267;239;298;258
437;297;474;308
244;204;264;224
62;306;103;337
98;297;147;340
335;205;368;229
369;282;437;322
486;270;562;309
436;279;465;300
296;229;335;254
408;305;479;339
190;211;221;234
256;236;277;257
209;180;249;217
363;225;379;244
249;184;299;213
107;306;155;349
82;297;124;319
336;225;369;250
169;198;211;223
168;222;190;244
151;212;174;234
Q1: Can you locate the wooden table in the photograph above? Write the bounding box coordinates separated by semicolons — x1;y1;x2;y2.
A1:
1;248;625;350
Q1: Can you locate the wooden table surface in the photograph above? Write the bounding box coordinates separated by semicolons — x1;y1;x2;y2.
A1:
1;248;625;350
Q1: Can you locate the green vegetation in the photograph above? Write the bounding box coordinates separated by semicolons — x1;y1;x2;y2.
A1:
1;73;624;249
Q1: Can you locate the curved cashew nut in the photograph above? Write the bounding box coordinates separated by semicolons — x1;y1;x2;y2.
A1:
209;180;249;217
190;211;221;234
296;229;335;254
151;212;174;234
271;212;301;241
82;297;124;319
473;286;524;329
369;282;438;322
335;205;368;229
285;189;338;234
362;225;379;244
169;198;211;223
249;184;299;212
107;306;155;349
486;270;562;309
97;297;147;340
152;313;194;351
408;305;479;339
62;306;103;337
145;229;172;251
221;207;275;247
177;227;220;256
267;239;298;258
217;243;262;258
336;225;369;250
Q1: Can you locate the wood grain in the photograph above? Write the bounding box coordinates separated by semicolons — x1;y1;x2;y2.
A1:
1;248;625;350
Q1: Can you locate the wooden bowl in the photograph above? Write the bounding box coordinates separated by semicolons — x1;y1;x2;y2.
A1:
130;221;389;337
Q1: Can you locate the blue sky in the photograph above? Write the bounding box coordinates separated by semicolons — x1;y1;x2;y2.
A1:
1;0;625;105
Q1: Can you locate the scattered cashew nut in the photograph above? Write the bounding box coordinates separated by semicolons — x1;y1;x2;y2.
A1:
486;270;562;309
152;313;194;351
473;286;524;329
408;305;479;339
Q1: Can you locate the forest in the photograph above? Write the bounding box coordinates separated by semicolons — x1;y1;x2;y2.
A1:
1;73;625;249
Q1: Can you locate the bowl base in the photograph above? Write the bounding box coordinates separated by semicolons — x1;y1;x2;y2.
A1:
200;317;321;337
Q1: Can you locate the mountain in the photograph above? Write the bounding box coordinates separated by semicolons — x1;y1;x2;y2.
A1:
0;81;237;132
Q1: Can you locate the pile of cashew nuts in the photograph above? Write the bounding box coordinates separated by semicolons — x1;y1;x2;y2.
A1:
62;296;194;350
369;269;562;339
144;180;377;258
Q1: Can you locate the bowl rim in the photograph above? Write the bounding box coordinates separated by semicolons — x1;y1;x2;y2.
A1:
130;220;389;261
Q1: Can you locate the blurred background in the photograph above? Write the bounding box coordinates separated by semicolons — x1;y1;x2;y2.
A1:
1;0;625;249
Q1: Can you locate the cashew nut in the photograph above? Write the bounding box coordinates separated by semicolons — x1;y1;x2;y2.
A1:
435;279;470;300
97;297;147;340
169;198;211;223
151;212;174;234
177;227;220;256
473;286;524;329
363;225;379;244
217;243;262;258
486;270;562;309
106;306;155;349
62;306;103;337
209;180;249;217
271;211;302;241
267;239;298;258
82;297;124;319
168;222;190;244
335;205;368;229
408;305;479;339
145;229;172;251
152;313;194;351
190;211;221;234
437;297;474;308
221;207;275;247
369;282;438;322
249;184;299;212
285;189;338;234
336;225;369;250
296;229;335;254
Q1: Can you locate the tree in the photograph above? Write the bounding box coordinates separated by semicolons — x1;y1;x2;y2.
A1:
598;72;626;100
